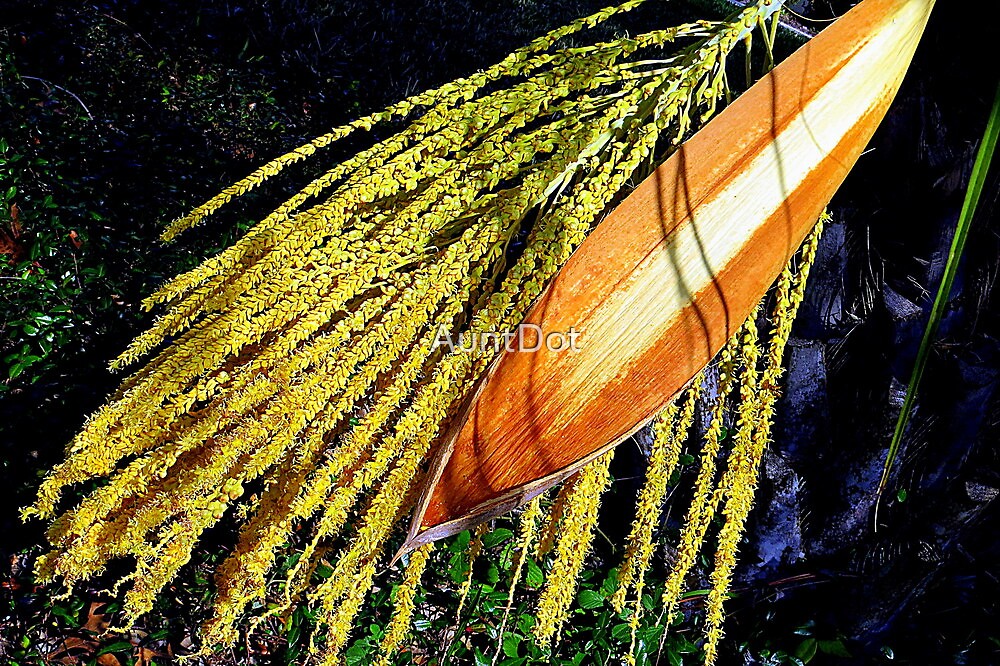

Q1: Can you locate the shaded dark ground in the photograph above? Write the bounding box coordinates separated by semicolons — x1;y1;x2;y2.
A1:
1;0;998;664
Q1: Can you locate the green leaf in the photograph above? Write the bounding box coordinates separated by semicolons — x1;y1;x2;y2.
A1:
880;80;1000;509
483;528;514;549
795;638;817;663
599;568;619;597
502;632;522;658
611;623;631;642
449;529;472;553
449;551;467;583
637;625;664;650
675;636;699;654
96;642;134;656
525;558;544;588
577;590;604;610
50;603;80;626
345;644;368;666
817;639;852;658
287;622;302;647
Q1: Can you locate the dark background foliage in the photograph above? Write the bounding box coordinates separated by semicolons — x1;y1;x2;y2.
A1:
1;0;997;664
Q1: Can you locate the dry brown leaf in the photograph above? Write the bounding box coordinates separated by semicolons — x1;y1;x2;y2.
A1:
82;601;111;634
136;645;167;666
46;636;98;664
0;203;26;262
97;653;122;666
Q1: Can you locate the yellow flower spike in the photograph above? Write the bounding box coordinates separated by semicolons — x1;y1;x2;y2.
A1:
536;477;578;558
156;0;644;245
456;524;488;621
119;505;217;627
36;294;387;522
305;427;436;614
620;350;740;664
533;450;614;649
277;252;501;602
657;318;760;634
702;220;825;665
121;240;485;541
493;495;544;664
150;8;727;318
314;558;379;665
375;543;434;665
147;110;554;349
205;420;344;644
150;23;671;313
612;373;703;612
304;353;487;594
53;310;410;576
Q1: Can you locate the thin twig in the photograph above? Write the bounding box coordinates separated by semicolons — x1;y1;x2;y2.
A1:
720;0;816;39
21;76;94;120
97;12;155;51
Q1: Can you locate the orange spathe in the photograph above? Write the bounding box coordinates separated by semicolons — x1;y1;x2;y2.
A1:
406;0;936;548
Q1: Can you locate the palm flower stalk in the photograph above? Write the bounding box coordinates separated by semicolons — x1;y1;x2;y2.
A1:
374;543;434;666
21;0;935;663
492;495;545;665
700;216;824;663
23;0;785;659
454;523;487;621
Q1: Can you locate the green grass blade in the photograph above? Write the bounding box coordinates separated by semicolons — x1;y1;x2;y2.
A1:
876;79;1000;515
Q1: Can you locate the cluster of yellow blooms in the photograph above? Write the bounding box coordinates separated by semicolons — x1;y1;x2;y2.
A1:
520;218;824;664
22;0;802;664
534;450;616;647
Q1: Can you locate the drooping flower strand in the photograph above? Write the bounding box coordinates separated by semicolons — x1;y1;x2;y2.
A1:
493;496;545;665
157;0;655;242
654;317;760;640
533;450;615;648
374;543;434;666
22;2;789;662
619;329;748;663
702;216;824;664
536;475;579;559
612;372;704;613
456;524;488;621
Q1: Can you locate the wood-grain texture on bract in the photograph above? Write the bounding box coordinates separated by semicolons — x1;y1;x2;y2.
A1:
405;0;935;548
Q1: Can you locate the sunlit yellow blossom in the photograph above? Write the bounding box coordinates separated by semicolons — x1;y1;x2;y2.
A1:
703;219;824;665
534;451;614;648
375;543;434;665
23;2;791;661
